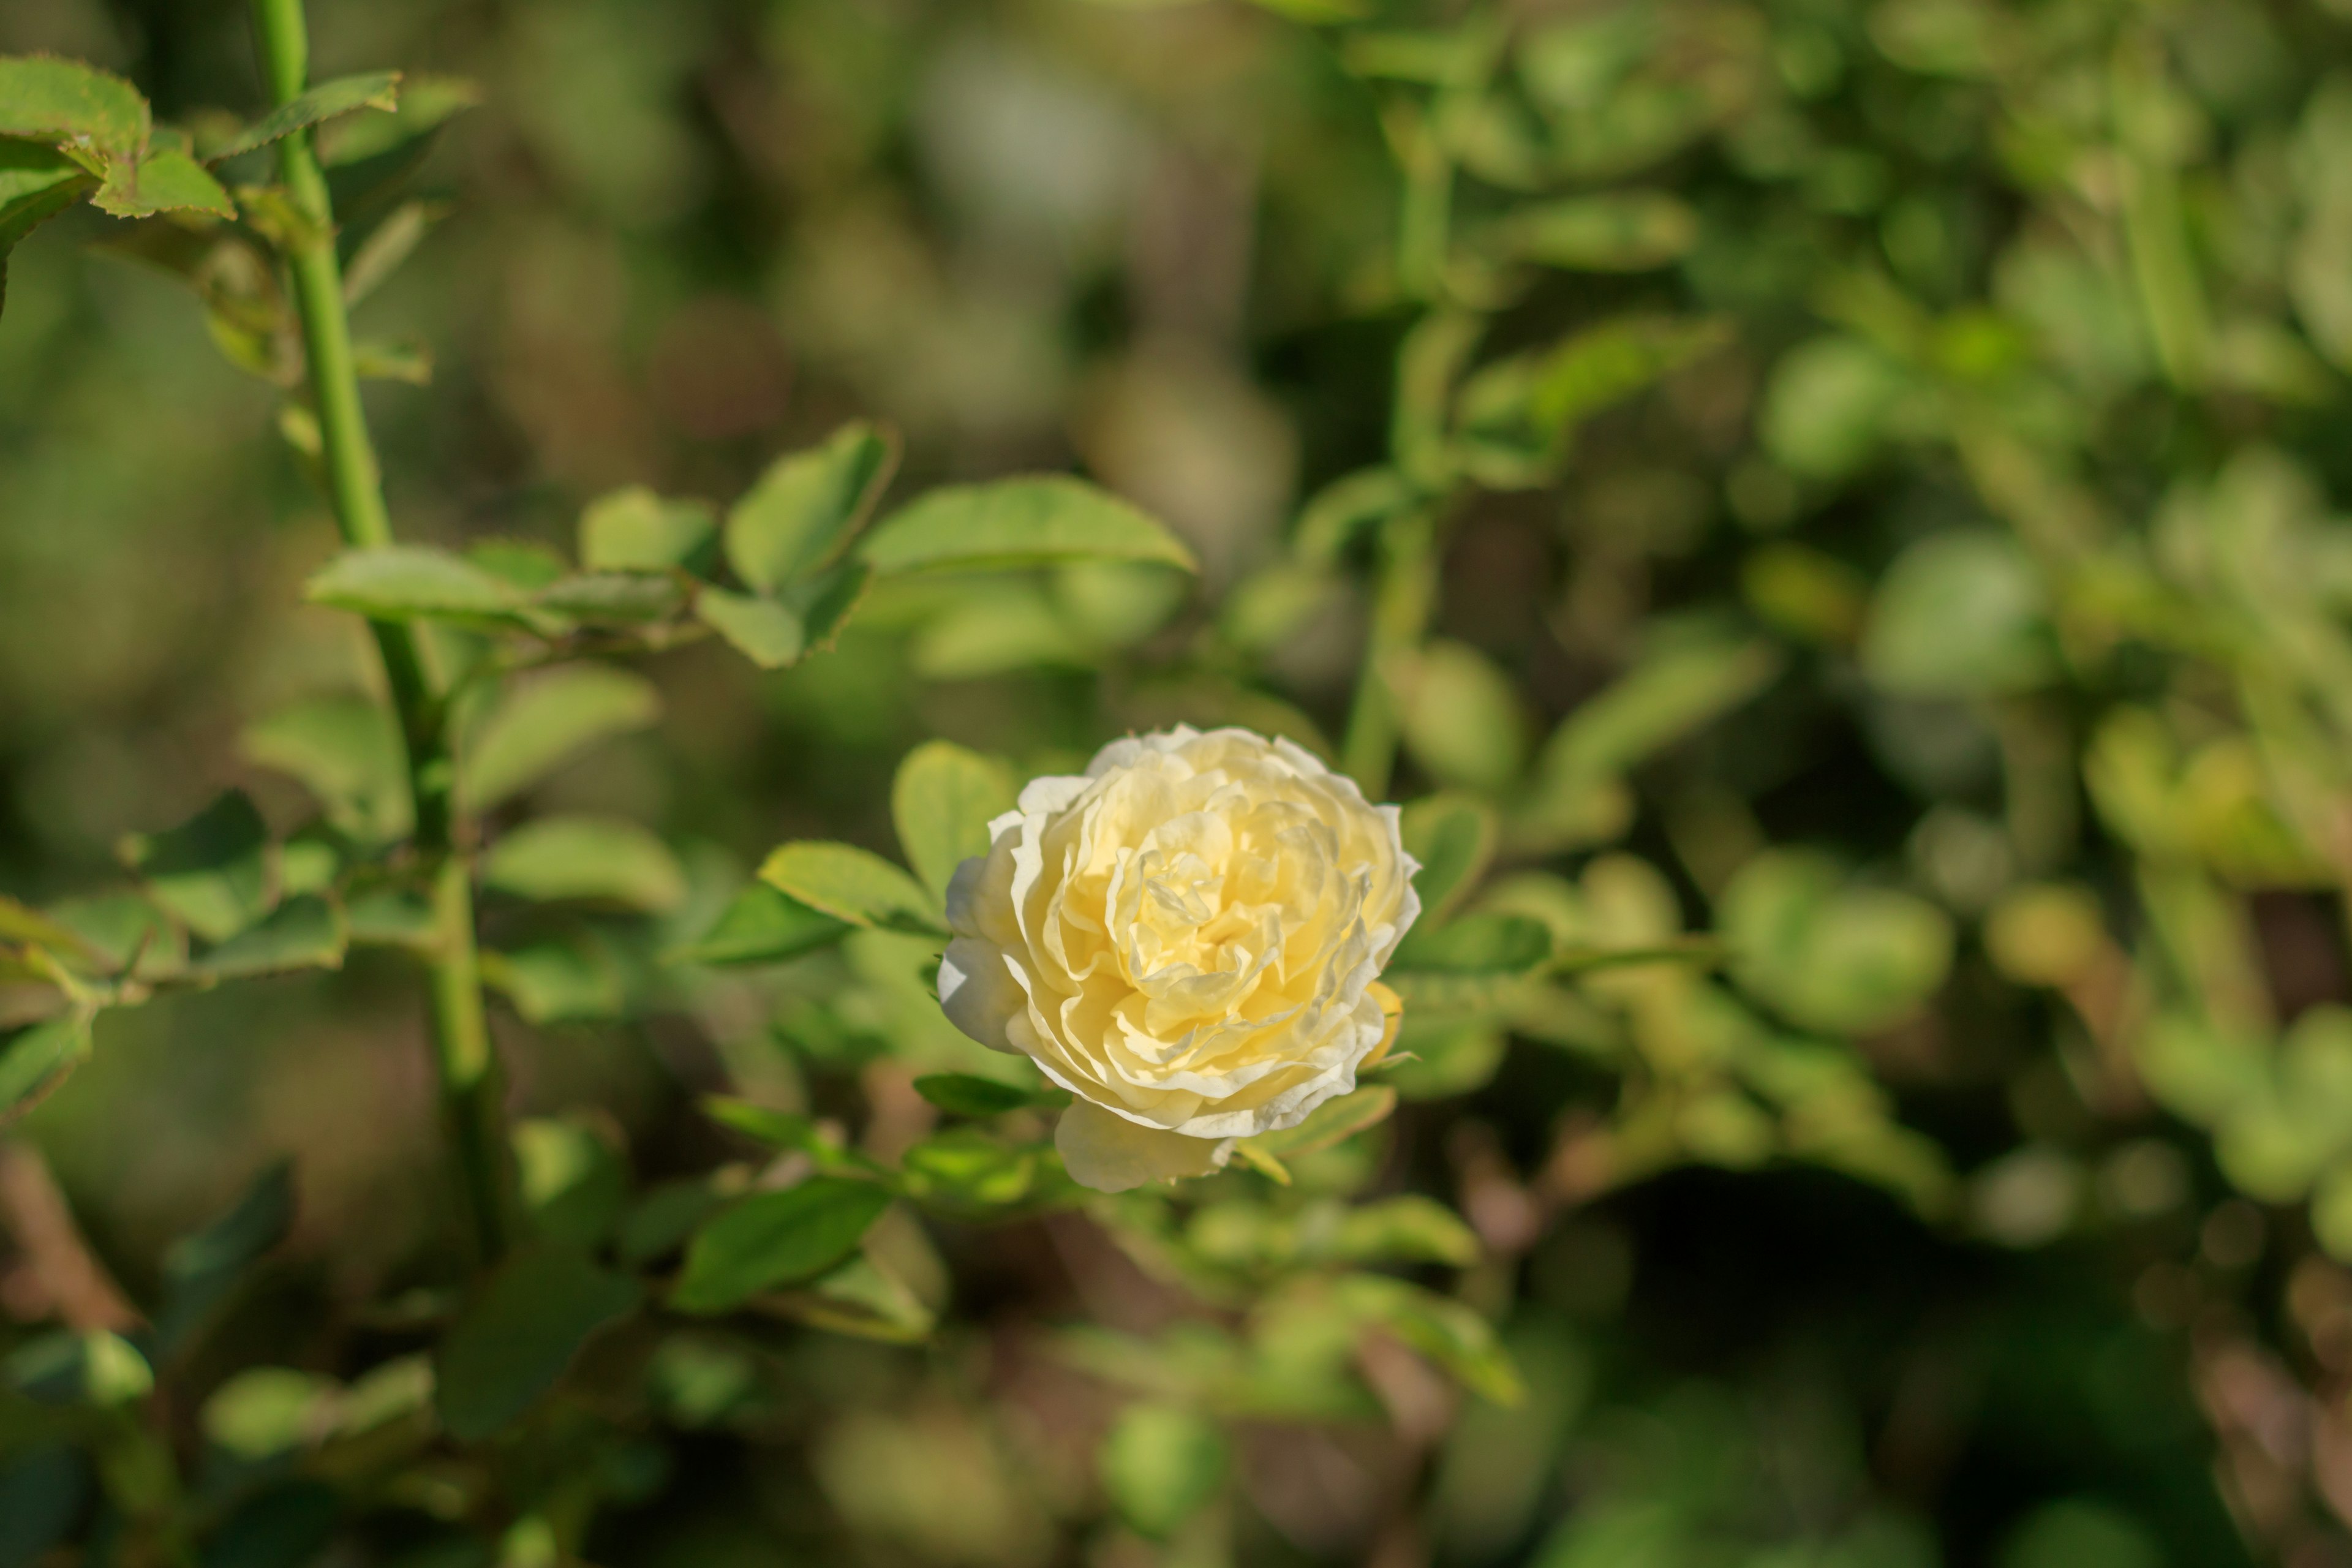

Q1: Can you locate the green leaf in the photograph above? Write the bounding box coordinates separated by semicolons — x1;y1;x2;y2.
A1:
151;1161;295;1356
189;896;346;981
482;941;625;1025
1859;532;2058;698
0;896;102;972
0;56;148;156
1536;635;1784;785
695;587;805;669
891;741;1014;902
316;74;478;165
671;1178;895;1314
305;545;524;625
726;422;899;592
1390;640;1528;793
206;72;399;163
1400;794;1498;925
45;893;181;979
1759;336;1915;478
242;696;411;842
0;1016;92;1126
861;476;1198;576
900;1129;1042;1210
1293;467;1414;566
435;1244;641;1441
0;138;97;317
1719;851;1953;1035
1100;1404;1229;1540
758;842;941;935
533;570;682;625
790;560;872;655
666;882;851;967
1491;192;1698;270
1332;1275;1522;1404
1332;1195;1480;1267
90;148;233;219
345;889;437;949
483;816;687;912
911;1074;1052;1117
122;790;273;943
513;1117;628;1247
201;1368;341;1460
1393;913;1553;974
578;486;717;573
464;665;660;812
763;1253;935;1343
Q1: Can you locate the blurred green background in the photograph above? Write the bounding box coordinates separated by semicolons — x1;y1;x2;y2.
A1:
6;0;2352;1562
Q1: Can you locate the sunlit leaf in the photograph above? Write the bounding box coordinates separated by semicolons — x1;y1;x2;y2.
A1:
726;422;898;593
666;882;851;967
891;741;1014;902
861;477;1197;576
671;1178;895;1314
121;790;273;944
484;816;687;912
758;842;940;935
464;665;660;812
1100;1404;1228;1540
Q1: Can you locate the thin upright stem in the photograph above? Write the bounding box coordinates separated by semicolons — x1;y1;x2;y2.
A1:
251;0;508;1264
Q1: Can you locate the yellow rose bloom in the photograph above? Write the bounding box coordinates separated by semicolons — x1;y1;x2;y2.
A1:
937;726;1419;1192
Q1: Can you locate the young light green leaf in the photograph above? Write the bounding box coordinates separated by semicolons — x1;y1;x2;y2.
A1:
860;476;1198;576
484;816;687;913
671;1178;895;1314
90;148;233;219
189;897;346;981
579;486;717;573
1859;532;2057;698
759;842;941;935
0;1014;94;1126
1390;640;1528;794
666;882;851;967
463;665;660;812
1400;794;1499;926
435;1244;641;1441
1719;851;1954;1035
122;790;273;943
481;941;625;1025
242;696;411;842
533;570;682;625
317;75;480;167
1101;1404;1229;1541
0;56;149;156
205;72;399;163
695;587;805;669
891;741;1014;902
1332;1196;1482;1267
306;545;524;624
726;422;899;592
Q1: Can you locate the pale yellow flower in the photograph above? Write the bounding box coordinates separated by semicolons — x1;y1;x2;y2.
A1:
937;726;1419;1192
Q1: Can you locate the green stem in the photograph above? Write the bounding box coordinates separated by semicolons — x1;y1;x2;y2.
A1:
1340;509;1438;799
251;0;508;1264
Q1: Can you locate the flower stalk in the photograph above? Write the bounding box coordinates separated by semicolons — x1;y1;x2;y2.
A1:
250;0;509;1264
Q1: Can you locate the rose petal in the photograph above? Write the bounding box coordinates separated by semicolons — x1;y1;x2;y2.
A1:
1055;1099;1230;1193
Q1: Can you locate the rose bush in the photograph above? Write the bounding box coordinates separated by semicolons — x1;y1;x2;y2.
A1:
938;727;1417;1191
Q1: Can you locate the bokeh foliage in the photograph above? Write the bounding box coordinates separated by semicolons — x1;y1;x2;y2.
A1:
4;0;2352;1563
